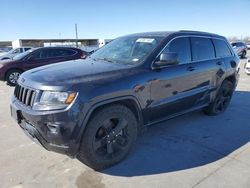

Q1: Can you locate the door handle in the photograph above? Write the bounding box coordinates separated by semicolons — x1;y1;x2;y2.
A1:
216;61;223;65
187;66;196;71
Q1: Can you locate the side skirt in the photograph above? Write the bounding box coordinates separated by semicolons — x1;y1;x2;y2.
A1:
144;104;208;127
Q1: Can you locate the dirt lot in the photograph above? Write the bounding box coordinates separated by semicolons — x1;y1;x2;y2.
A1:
0;54;250;188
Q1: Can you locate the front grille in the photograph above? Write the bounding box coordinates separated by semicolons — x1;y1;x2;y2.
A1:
14;84;36;107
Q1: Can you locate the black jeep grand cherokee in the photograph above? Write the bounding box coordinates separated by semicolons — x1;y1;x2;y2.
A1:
10;31;240;170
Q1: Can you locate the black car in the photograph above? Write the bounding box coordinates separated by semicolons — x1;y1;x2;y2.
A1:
10;31;240;170
231;41;248;58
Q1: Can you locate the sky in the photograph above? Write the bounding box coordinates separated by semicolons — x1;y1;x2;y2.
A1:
1;0;250;41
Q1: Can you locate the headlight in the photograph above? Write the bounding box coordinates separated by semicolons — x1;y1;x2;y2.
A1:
33;91;77;111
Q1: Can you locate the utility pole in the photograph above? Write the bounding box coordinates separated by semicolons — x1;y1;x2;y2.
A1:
75;23;78;47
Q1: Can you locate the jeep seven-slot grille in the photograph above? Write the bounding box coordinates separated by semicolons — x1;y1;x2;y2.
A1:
14;84;36;107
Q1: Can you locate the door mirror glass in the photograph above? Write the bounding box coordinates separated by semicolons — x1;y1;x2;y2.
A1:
154;52;178;67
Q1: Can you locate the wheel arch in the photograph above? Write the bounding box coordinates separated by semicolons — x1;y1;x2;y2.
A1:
85;96;143;128
224;75;237;87
4;68;24;81
74;96;144;155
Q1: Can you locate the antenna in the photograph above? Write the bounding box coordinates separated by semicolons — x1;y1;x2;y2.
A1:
75;23;78;47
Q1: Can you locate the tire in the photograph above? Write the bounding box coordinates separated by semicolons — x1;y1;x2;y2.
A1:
204;80;234;116
77;104;138;170
6;69;22;86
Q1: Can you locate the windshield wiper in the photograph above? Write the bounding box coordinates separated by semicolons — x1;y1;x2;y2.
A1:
95;57;116;63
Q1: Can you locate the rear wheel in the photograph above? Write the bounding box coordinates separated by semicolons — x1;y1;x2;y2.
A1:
77;104;138;170
204;80;234;116
6;69;22;86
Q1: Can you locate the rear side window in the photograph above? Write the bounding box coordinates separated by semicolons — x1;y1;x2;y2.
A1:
55;49;77;56
163;37;191;64
213;39;232;57
191;37;215;61
40;49;55;58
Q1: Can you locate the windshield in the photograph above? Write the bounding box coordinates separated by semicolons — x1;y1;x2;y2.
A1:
12;49;34;60
90;36;163;64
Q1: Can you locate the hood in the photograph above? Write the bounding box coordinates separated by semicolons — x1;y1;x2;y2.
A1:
0;59;15;65
20;58;134;90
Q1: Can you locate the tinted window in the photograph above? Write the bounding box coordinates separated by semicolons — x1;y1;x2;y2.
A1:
213;39;232;57
29;50;42;60
24;48;31;51
231;42;244;47
28;49;57;60
191;37;215;61
54;49;77;56
163;37;191;64
40;49;61;58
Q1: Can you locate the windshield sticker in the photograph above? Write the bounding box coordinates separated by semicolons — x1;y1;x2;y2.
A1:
132;58;139;62
136;38;155;43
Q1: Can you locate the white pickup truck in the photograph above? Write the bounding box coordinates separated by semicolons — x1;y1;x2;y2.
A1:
0;47;32;60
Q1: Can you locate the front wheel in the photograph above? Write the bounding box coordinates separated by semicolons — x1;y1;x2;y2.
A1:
204;80;234;116
77;104;138;170
6;69;22;86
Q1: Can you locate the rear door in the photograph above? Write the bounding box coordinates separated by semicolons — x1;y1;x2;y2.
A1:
212;38;234;80
188;37;227;105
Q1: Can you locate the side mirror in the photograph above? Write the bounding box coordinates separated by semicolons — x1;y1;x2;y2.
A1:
154;52;178;67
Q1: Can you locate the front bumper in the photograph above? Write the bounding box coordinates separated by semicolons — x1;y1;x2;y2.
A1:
10;97;83;157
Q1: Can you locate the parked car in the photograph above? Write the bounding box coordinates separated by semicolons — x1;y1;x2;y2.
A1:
245;58;250;75
0;50;6;56
0;47;32;60
0;47;87;86
10;31;240;170
246;43;250;50
231;41;247;58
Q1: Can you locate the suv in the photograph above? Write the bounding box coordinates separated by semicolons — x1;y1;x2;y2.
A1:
10;31;240;170
0;47;87;86
231;41;248;58
0;47;32;60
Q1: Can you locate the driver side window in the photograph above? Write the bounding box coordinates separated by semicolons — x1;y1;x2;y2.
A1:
28;51;42;60
12;48;23;54
163;37;191;64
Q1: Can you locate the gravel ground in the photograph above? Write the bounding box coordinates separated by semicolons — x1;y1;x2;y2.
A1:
0;53;250;188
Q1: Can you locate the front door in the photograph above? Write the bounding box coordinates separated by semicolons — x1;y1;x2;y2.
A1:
149;37;196;122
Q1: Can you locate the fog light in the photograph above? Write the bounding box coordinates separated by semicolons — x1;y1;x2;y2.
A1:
47;123;59;134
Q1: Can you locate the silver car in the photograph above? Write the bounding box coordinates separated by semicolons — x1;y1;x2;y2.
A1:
0;47;32;60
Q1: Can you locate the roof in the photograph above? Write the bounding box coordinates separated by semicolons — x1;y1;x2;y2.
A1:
124;30;225;39
125;31;175;37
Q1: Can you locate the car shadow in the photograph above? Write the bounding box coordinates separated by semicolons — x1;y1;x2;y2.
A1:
102;91;250;177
